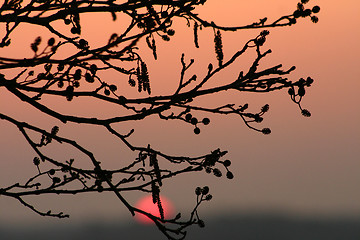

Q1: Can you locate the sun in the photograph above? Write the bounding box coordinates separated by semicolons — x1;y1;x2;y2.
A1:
134;195;174;224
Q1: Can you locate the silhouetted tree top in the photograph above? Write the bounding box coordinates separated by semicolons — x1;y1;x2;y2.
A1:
0;0;319;239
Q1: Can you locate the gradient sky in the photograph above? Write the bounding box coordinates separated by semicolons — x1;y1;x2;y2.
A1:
0;0;359;226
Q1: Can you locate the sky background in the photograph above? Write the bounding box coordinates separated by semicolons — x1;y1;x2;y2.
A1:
0;0;360;233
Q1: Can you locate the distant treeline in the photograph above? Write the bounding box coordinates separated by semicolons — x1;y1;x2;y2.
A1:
1;214;360;240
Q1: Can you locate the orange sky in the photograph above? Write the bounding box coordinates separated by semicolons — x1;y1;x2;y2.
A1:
0;0;359;225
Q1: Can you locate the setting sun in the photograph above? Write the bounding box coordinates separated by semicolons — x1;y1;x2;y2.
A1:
135;195;175;225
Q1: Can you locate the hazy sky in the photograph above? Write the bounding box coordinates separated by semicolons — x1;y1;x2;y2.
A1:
0;0;359;226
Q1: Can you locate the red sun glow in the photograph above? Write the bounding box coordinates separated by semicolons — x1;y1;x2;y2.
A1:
135;195;175;224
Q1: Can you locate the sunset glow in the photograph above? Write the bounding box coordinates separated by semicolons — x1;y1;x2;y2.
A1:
0;0;359;227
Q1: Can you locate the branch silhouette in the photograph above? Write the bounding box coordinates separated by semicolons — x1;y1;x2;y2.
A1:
0;0;319;239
